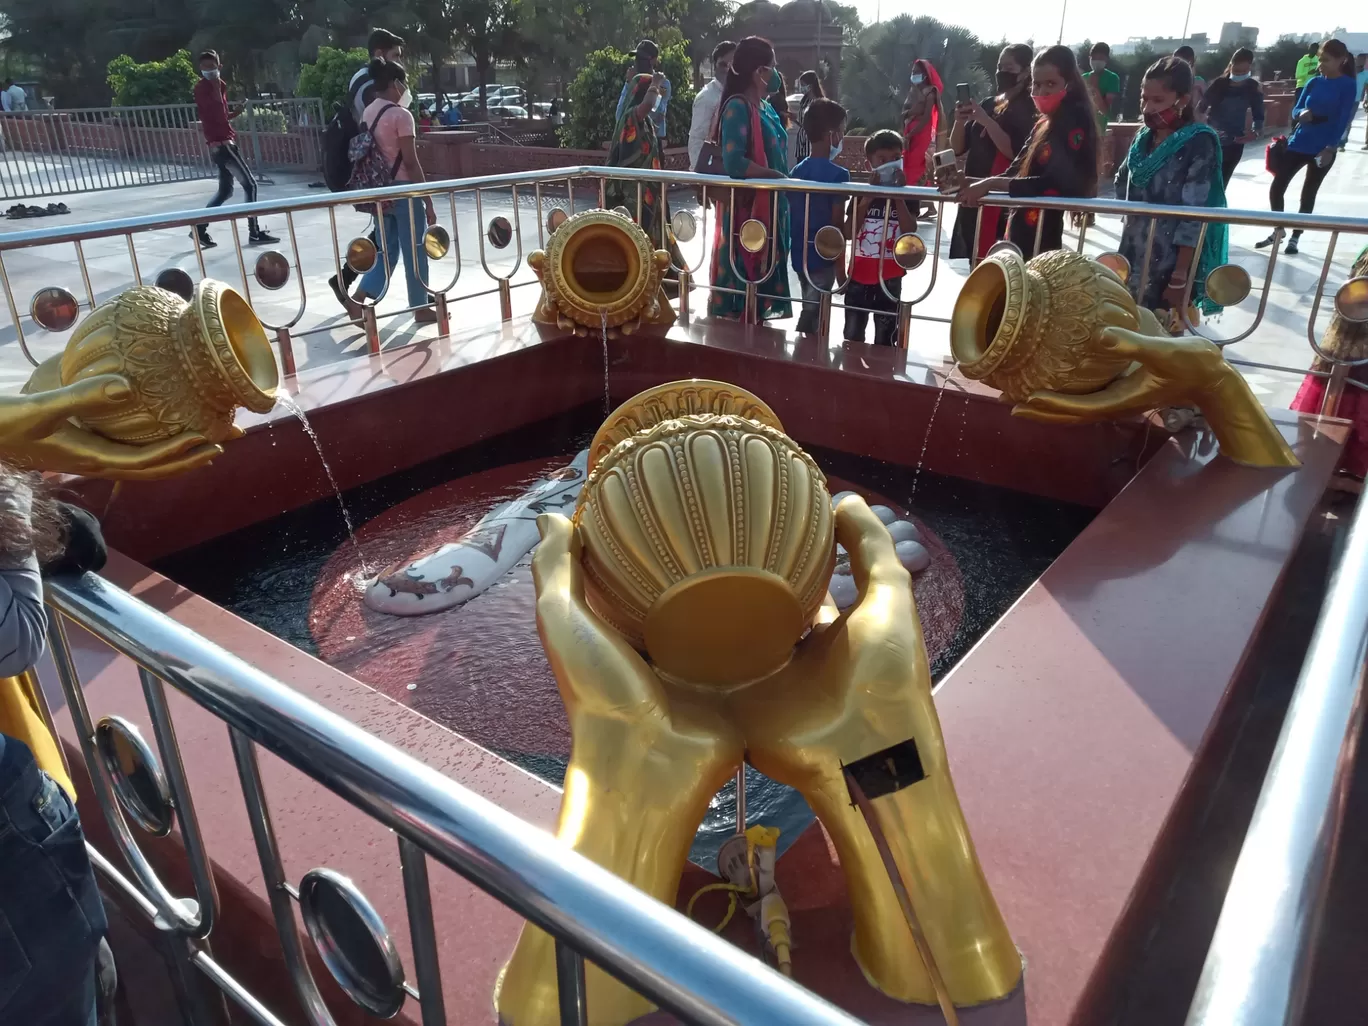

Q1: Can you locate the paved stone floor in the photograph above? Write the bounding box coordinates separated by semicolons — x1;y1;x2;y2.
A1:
4;113;1368;410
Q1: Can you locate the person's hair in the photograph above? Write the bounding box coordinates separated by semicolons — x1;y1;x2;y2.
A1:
802;97;844;138
1143;56;1195;123
1307;42;1320;55
198;50;219;64
1091;42;1110;58
798;69;824;99
712;40;736;64
1;79;10;88
634;38;659;72
994;44;1035;111
368;29;404;55
1230;46;1255;69
1320;38;1354;77
721;36;775;107
0;465;65;566
864;128;903;160
1173;45;1195;63
368;58;407;93
1021;45;1098;190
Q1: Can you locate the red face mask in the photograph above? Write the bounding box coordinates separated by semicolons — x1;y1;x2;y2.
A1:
1143;105;1184;130
1033;91;1065;115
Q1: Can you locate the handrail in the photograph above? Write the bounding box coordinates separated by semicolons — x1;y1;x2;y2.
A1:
1184;494;1368;1024
43;571;861;1026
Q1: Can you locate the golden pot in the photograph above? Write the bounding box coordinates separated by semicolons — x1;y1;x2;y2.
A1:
575;412;836;688
60;279;277;444
528;209;674;338
950;248;1138;402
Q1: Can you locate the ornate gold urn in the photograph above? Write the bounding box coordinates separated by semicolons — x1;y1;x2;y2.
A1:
528;209;675;338
950;248;1140;401
49;279;277;444
498;380;1021;1026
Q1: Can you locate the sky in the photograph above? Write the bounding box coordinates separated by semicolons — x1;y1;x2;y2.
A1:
845;0;1351;49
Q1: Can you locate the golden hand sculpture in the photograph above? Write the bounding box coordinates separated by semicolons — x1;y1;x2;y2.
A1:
498;382;1019;1026
1;357;224;478
951;248;1297;469
1012;327;1298;468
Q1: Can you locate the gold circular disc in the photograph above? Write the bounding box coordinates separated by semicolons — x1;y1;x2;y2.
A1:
739;219;768;254
671;209;697;243
587;379;784;473
893;232;926;270
30;286;79;332
814;224;845;262
1335;276;1368;324
1204;263;1252;307
487;216;513;249
423;224;451;260
547;207;568;234
346;237;377;273
611;205;633;220
643;567;805;686
153;268;195;301
1095;251;1131;281
253;250;291;290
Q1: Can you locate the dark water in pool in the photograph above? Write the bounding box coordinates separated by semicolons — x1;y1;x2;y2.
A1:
156;402;1095;868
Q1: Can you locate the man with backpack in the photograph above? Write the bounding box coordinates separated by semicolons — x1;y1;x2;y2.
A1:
192;51;277;248
326;29;405;306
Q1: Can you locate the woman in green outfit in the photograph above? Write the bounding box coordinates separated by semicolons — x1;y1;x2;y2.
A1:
709;35;792;321
604;70;684;266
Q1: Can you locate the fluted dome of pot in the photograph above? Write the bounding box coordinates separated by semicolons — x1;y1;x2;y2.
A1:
575;412;836;687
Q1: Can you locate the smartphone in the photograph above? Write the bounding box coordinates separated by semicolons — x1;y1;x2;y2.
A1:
956;82;971;105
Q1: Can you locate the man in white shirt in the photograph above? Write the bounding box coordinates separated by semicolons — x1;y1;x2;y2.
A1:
1;80;26;112
688;40;735;169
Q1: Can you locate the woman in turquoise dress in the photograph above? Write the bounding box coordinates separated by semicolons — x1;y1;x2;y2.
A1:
709;35;792;321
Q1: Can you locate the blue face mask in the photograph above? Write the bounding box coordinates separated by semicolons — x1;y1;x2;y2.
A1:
830;136;843;158
1231;72;1251;81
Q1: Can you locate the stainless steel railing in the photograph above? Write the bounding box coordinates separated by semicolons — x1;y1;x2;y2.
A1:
0;98;323;199
1185;480;1368;1024
38;571;861;1026
2;165;1366;392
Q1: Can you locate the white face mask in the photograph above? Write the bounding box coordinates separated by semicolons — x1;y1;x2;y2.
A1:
830;135;843;158
201;69;219;81
911;73;925;85
399;87;413;109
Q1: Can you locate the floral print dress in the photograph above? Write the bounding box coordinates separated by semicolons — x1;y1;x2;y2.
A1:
1004;105;1095;258
709;96;792;320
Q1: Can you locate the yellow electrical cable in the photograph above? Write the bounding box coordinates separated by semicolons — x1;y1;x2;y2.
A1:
684;880;750;932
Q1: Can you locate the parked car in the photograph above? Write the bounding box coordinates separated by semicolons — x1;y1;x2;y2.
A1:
489;104;529;120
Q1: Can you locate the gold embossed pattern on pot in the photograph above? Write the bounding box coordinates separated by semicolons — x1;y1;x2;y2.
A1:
575;414;836;687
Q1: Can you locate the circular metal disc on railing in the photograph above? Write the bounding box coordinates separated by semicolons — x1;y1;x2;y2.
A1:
95;716;174;836
30;286;79;332
298;869;405;1018
670;209;697;243
254;251;291;291
345;237;378;273
610;205;633;221
422;225;451;260
546;207;569;234
1204;263;1252;307
984;240;1023;261
153;268;195;302
739;219;768;254
1335;276;1368;324
1094;251;1130;281
893;232;927;270
487;216;513;249
813;224;845;262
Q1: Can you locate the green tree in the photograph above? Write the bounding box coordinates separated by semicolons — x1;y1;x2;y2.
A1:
840;15;989;133
452;0;526;113
1261;36;1313;83
562;42;695;149
106;50;198;106
297;46;369;111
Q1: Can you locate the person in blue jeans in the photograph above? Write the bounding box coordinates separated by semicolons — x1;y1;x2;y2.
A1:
342;58;438;324
1;469;112;1026
1257;39;1358;256
788;98;849;335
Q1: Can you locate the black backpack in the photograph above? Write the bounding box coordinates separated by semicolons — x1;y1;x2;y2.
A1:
322;74;369;192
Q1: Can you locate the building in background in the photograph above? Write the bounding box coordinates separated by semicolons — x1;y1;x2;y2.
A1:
1219;23;1259;48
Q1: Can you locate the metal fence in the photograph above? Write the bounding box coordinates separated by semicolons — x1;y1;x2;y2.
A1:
0;98;324;200
36;571;861;1026
1;165;1366;393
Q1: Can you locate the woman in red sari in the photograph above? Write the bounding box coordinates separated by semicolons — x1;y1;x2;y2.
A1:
1290;245;1368;477
902;58;943;185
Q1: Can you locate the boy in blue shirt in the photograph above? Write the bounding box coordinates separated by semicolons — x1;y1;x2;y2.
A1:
789;98;850;335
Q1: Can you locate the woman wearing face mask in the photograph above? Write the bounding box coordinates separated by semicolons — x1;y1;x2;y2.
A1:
1114;57;1227;319
708;35;792;321
792;69;825;162
948;43;1036;261
1199;48;1264;186
957;45;1099;259
1256;38;1358;255
342;58;439;324
901;59;942;186
604;68;686;270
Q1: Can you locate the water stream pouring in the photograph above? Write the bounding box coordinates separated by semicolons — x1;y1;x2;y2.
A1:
275;394;373;582
912;362;958;496
599;307;611;416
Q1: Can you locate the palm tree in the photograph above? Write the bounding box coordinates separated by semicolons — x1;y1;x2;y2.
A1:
840;15;992;133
